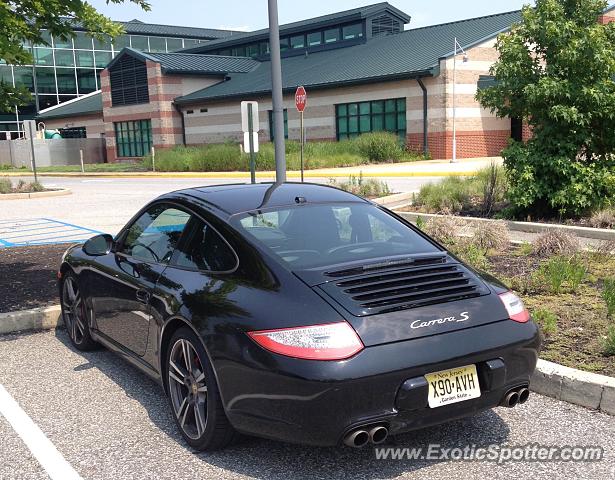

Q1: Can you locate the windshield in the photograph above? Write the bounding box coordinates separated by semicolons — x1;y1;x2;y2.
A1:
231;203;439;270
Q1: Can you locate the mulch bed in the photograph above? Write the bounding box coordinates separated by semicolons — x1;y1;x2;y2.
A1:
0;244;68;313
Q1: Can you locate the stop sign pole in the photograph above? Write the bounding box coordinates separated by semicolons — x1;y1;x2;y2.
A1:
295;86;307;182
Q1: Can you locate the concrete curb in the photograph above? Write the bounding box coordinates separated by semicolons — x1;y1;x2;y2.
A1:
531;359;615;415
0;305;62;335
372;192;417;209
396;211;615;242
0;188;71;201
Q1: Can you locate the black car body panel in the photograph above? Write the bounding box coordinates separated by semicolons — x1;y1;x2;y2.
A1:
59;183;541;447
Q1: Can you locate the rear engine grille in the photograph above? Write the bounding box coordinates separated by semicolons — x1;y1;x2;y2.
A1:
319;259;489;316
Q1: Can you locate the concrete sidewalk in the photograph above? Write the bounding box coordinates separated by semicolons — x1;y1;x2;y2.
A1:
2;157;502;179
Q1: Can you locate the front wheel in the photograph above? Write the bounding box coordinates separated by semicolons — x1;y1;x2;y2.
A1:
165;327;236;450
61;272;97;351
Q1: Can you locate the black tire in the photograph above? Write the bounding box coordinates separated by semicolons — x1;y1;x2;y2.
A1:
60;272;98;351
165;327;237;451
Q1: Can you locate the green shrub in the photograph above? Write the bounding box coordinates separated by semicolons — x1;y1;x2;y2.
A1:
453;241;489;270
474;163;509;216
533;308;558;336
0;164;11;171
604;325;615;357
0;177;12;194
354;132;404;162
29;182;45;193
415;177;470;214
538;256;569;294
565;257;587;293
423;216;463;246
330;173;390;198
603;278;615;318
518;242;534;256
415;216;426;230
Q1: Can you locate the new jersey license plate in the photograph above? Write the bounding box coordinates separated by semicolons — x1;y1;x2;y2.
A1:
425;364;481;408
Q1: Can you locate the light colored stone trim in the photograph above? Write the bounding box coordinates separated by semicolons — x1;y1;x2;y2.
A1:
0;306;62;335
531;360;615;415
0;189;71;201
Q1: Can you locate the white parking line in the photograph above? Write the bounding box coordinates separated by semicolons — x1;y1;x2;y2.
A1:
0;385;83;480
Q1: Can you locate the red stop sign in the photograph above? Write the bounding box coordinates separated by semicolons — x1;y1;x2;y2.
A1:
295;86;307;112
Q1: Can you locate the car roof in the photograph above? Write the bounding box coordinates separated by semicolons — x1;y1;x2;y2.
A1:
160;182;370;217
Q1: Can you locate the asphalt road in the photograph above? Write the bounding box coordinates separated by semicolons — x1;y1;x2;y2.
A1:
0;329;614;480
2;175;438;236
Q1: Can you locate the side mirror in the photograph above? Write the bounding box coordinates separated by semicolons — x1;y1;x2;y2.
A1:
83;234;114;256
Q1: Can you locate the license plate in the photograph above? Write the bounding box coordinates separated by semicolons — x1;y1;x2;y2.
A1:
425;364;481;408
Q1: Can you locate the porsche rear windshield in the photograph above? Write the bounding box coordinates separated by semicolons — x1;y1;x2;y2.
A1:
231;203;439;269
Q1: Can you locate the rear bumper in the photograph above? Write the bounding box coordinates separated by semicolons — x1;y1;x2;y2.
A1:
212;319;540;447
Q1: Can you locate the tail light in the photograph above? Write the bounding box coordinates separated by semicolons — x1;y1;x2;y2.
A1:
499;291;530;323
247;322;364;361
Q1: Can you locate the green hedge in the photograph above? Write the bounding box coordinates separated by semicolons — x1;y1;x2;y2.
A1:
143;133;418;172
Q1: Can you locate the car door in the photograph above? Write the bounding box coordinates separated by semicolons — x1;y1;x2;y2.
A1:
90;203;192;357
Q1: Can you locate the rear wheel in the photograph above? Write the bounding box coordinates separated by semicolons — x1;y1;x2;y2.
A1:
165;327;236;450
61;272;97;351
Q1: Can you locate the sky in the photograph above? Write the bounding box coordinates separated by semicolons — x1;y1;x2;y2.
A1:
90;0;534;31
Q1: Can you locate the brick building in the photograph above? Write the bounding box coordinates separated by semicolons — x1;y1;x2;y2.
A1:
35;2;615;162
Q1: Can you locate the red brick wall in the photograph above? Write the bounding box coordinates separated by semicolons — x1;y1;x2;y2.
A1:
407;130;511;160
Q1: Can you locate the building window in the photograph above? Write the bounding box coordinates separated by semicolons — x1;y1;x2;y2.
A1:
114;120;152;157
109;54;149;106
268;109;288;141
290;35;305;49
59;127;87;138
336;98;406;141
342;23;364;40
307;32;322;47
324;28;340;44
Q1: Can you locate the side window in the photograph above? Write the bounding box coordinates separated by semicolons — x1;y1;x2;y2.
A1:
173;219;237;272
121;205;191;263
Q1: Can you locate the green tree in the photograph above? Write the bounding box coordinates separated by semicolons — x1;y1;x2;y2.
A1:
477;0;615;216
0;0;150;111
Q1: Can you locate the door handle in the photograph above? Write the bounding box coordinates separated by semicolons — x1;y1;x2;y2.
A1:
135;290;150;304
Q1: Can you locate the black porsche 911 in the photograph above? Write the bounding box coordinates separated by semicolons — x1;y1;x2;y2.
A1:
58;182;540;450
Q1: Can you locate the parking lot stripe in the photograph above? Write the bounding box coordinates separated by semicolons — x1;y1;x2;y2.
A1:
0;385;84;480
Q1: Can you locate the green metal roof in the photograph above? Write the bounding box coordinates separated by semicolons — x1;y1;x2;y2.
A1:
106;48;260;75
176;10;522;104
180;2;411;53
37;91;102;120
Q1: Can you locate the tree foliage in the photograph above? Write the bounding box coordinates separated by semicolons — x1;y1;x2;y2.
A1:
0;0;150;111
477;0;615;216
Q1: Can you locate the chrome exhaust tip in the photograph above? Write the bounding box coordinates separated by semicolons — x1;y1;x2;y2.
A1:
503;390;520;408
518;387;530;404
368;425;389;445
344;429;370;448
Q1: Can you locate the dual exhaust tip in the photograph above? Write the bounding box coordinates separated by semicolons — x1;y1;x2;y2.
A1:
501;386;530;408
344;425;388;448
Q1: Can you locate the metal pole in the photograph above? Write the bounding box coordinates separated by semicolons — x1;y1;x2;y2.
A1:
27;122;38;183
80;149;85;173
300;111;304;182
452;37;457;163
31;63;40;115
151;146;156;172
15;106;20;139
268;0;286;183
248;103;256;184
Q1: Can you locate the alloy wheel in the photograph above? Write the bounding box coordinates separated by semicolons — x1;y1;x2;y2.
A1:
168;338;208;440
62;276;87;345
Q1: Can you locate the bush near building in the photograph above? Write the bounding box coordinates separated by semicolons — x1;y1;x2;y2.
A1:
143;133;418;172
477;0;615;217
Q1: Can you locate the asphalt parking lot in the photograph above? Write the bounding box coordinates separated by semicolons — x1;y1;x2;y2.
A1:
1;328;614;480
1;175;436;239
